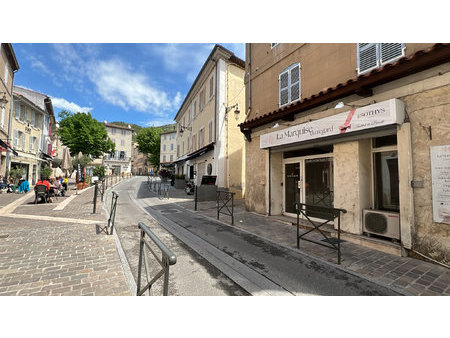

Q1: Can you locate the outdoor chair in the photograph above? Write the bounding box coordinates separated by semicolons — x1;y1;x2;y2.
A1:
34;185;49;204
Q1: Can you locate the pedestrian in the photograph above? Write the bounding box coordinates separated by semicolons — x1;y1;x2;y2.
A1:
62;176;68;191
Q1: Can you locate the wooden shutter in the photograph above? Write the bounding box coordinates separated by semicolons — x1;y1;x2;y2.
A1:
358;43;378;73
31;110;36;126
290;64;301;102
13;130;19;147
279;70;289;106
15;103;20;119
209;76;214;98
29;135;34;151
22;132;26;150
381;43;404;64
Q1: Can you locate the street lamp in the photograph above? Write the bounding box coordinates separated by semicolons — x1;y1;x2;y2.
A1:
225;103;240;120
179;125;192;135
0;93;8;110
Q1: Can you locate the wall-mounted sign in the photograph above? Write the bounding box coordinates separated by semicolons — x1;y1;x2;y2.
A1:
431;145;450;224
260;99;405;149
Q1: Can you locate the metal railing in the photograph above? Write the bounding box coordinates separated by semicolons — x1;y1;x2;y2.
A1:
217;189;235;225
106;191;119;235
295;202;347;264
137;222;177;296
92;180;99;213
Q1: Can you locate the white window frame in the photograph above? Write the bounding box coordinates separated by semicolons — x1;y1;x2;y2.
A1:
357;43;406;75
279;63;301;108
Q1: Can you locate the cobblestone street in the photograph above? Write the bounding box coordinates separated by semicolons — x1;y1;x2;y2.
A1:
0;185;131;296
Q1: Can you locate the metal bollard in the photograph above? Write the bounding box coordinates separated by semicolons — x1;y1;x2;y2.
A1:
93;181;98;213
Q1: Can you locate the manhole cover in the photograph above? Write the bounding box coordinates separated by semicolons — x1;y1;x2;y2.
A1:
159;209;181;214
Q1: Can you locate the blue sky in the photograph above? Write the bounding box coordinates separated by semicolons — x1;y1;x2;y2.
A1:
12;43;245;127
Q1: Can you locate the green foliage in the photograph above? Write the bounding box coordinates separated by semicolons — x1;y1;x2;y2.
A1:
57;111;115;158
40;166;53;180
136;126;163;167
9;168;26;183
175;174;185;180
72;155;92;169
93;165;106;178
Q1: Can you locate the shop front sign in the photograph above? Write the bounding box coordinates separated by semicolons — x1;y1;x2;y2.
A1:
431;145;450;224
260;99;405;149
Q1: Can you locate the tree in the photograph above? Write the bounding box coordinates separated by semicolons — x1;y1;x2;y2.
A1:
57;111;115;158
136;127;163;167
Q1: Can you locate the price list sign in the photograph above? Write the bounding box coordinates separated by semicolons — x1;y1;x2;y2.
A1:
431;145;450;224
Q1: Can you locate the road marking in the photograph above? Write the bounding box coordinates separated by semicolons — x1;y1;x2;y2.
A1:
1;213;100;224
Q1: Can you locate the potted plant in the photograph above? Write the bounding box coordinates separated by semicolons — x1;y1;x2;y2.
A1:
174;174;186;189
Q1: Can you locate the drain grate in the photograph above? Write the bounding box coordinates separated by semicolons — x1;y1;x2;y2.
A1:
159;209;181;214
320;238;345;245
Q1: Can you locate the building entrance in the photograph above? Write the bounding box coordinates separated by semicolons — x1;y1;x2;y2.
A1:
283;155;333;219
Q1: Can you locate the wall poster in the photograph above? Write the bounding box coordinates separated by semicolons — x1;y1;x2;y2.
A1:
431;145;450;224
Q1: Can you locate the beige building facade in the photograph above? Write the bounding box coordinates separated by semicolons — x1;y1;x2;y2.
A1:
132;142;155;175
174;45;246;197
241;43;450;264
0;43;19;176
160;131;176;167
103;123;133;175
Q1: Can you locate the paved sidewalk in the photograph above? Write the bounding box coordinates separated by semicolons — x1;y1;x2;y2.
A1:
147;180;449;296
0;185;130;296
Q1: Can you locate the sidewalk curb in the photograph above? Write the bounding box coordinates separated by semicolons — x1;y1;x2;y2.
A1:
103;180;137;296
170;197;411;296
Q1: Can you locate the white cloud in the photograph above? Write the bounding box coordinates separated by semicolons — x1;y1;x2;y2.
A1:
142;118;175;127
51;97;93;113
89;58;181;113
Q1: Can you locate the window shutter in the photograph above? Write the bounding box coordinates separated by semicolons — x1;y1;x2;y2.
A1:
22;133;26;150
1;107;4;128
380;43;404;64
15;103;20;119
30;135;33;151
31;110;36;126
358;43;378;73
209;76;214;98
14;130;19;147
279;70;289;106
290;64;301;102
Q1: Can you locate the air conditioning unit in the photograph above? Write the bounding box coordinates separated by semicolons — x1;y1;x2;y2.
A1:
363;209;400;240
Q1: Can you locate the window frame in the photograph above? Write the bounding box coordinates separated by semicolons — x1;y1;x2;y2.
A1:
357;43;406;75
279;62;301;108
370;136;399;212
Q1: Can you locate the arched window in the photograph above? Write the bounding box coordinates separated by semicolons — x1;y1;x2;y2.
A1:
279;63;301;107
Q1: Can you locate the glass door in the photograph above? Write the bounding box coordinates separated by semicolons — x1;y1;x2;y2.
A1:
284;162;301;215
304;157;334;219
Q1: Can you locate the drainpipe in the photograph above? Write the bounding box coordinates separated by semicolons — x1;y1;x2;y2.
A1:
268;147;271;216
247;43;252;113
5;69;18;174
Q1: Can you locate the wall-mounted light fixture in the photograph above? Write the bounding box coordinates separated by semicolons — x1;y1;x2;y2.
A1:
179;125;192;135
0;93;8;110
225;103;240;120
334;100;376;110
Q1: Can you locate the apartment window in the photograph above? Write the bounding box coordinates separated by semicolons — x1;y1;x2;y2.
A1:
164;134;167;140
170;155;173;162
29;135;34;151
357;43;405;74
21;132;25;151
182;141;184;154
111;128;116;134
35;113;40;129
177;144;180;157
192;134;197;151
209;76;214;98
122;129;127;135
15;102;20;120
13;130;19;148
194;99;198;116
170;134;175;140
20;105;26;122
279;63;301;107
1;107;4;129
121;139;125;146
271;43;279;49
31;110;36;127
372;135;399;212
119;151;126;160
4;61;9;85
112;139;116;145
163;155;166;162
163;144;166;151
208;120;213;143
190;106;193;122
170;143;174;151
199;88;206;111
199;128;204;148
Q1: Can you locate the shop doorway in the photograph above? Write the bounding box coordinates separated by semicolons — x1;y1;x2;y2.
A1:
283;155;333;219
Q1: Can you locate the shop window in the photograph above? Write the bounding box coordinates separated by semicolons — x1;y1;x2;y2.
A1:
372;135;399;212
357;43;405;74
283;145;333;159
279;63;301;107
